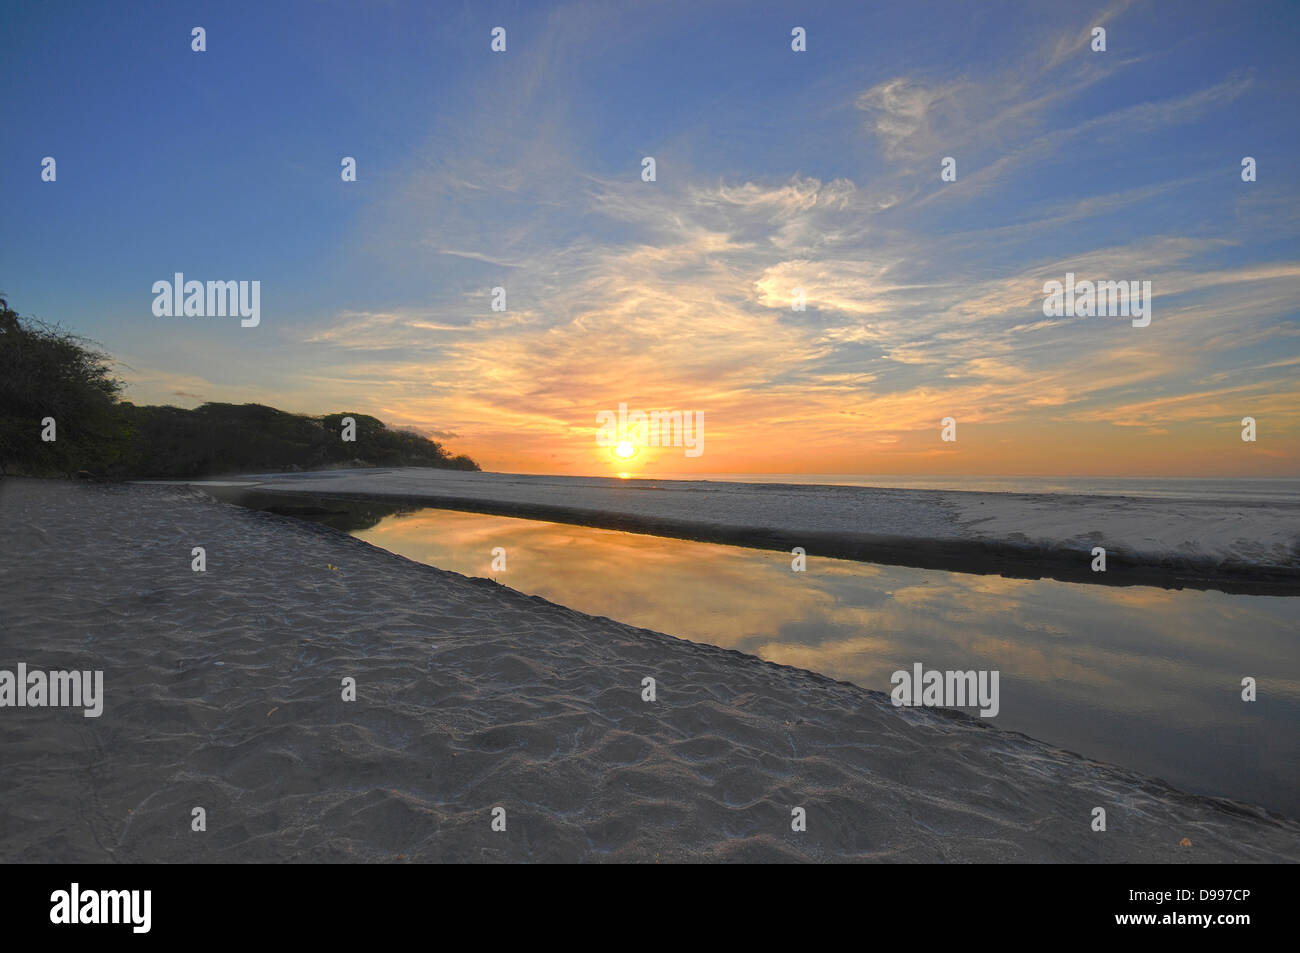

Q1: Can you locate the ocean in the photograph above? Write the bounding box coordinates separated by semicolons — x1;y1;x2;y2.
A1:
647;473;1300;503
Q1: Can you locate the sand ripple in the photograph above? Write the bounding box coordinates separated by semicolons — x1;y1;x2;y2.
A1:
1;478;1297;862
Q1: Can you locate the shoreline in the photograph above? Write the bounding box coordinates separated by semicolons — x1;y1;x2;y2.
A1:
2;477;1297;862
203;468;1300;596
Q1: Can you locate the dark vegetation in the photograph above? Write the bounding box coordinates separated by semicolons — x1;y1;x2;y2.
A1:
0;298;479;478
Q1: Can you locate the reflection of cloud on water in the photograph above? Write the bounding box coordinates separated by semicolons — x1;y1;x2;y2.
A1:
757;635;896;675
359;511;844;646
351;506;1300;814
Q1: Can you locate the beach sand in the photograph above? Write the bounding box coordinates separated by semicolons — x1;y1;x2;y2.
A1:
224;468;1300;594
1;477;1297;862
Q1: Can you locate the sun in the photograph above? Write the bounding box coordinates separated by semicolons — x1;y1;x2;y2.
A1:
613;441;638;459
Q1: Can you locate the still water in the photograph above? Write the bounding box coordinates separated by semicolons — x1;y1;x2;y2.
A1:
226;490;1298;818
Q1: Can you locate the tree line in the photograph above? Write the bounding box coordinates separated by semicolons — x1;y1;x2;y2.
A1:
0;298;479;478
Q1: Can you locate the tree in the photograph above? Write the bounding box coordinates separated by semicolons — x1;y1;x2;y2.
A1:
0;298;480;478
0;298;129;476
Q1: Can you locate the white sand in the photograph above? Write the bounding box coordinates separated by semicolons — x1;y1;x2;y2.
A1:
229;468;1300;591
1;478;1297;862
950;490;1299;570
237;468;964;538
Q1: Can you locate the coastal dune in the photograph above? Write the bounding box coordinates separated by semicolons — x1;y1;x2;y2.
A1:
1;478;1297;862
227;468;1300;594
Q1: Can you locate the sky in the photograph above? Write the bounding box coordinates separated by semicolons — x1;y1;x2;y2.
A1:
2;0;1298;478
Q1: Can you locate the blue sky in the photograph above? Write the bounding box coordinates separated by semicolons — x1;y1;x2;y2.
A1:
3;0;1298;475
